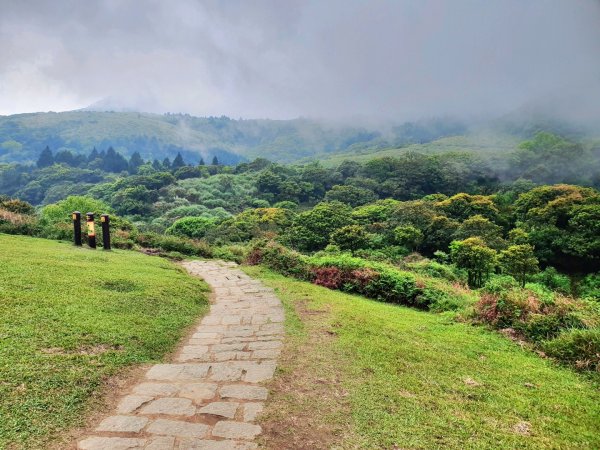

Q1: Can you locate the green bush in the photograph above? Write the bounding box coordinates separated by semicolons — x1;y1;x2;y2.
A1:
542;329;600;372
212;244;249;263
529;266;572;295
476;285;590;341
135;232;212;258
166;216;216;239
579;273;600;301
406;260;461;282
250;240;311;280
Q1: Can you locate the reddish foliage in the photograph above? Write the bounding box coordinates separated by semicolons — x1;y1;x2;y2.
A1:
475;293;500;325
312;266;344;289
350;268;379;288
246;247;263;265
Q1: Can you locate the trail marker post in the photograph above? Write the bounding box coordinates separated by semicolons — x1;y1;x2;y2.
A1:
86;212;96;249
101;214;111;250
72;211;82;246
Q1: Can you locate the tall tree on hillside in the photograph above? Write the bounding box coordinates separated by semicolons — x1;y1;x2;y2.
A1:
450;237;497;288
162;157;172;170
128;151;144;174
211;155;219;165
152;159;162;170
498;244;539;288
37;146;54;168
88;147;99;162
54;150;76;166
172;152;186;170
198;157;205;166
103;147;129;173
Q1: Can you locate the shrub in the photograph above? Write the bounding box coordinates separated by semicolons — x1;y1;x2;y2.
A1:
253;241;311;280
475;285;590;341
543;329;600;372
406;260;460;282
0;208;40;236
529;267;572;295
135;232;212;258
166;216;216;239
212;244;248;263
330;224;371;251
312;267;345;289
0;198;35;214
362;270;419;306
579;273;600;301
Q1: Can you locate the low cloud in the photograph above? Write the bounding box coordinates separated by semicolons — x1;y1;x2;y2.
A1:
1;0;599;122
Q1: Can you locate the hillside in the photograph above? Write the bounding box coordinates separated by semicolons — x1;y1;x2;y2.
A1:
247;266;600;449
310;132;521;166
0;234;209;449
0;111;473;164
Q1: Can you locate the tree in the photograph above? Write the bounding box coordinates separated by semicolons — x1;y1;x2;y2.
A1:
454;214;505;249
172;152;186;170
162;157;172;170
103;147;129;172
166;216;216;239
324;185;377;207
450;237;497;288
330;224;370;251
128;152;144;174
152;159;162;170
212;156;219;166
284;201;354;251
54;150;76;166
498;244;539;288
88;147;100;162
37;146;54;168
393;225;424;251
198;157;205;166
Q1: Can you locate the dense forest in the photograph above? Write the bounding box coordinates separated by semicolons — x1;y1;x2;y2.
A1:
1;129;599;375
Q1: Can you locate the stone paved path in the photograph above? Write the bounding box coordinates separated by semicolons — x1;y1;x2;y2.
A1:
78;260;284;450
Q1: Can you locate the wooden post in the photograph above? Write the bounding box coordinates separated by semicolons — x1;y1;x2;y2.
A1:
72;211;82;246
101;214;111;251
86;212;96;249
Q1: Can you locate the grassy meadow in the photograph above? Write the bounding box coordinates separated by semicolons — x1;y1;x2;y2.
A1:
246;266;600;449
0;234;209;449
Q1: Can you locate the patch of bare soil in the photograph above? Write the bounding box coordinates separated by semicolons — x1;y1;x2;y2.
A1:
257;296;359;450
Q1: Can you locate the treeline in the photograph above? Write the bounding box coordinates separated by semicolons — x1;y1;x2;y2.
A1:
36;145;220;173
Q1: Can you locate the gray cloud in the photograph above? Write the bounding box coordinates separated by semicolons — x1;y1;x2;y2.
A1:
1;0;599;121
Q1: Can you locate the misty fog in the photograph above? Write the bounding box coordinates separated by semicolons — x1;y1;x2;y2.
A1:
1;0;599;123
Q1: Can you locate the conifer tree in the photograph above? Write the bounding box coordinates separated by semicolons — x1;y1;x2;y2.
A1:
37;146;54;168
211;155;219;165
198;157;205;166
172;152;186;170
88;147;99;162
128;151;144;174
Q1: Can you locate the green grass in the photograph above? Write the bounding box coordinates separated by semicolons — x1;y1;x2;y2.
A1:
245;266;600;449
0;234;209;449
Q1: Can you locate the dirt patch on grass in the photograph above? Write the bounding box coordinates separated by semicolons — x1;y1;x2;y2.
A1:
257;294;359;449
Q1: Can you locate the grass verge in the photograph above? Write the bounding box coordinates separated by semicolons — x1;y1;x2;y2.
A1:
0;234;209;449
244;266;600;449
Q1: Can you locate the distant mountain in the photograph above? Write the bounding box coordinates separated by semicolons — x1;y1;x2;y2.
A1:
0;111;467;164
0;108;594;166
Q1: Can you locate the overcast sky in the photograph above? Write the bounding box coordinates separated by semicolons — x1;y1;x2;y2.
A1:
1;0;599;120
